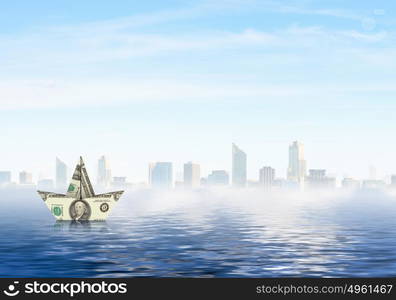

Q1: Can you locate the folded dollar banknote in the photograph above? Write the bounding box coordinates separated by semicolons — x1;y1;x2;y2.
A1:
38;157;123;221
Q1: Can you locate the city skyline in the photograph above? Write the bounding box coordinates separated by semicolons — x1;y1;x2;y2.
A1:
2;1;396;184
1;141;396;189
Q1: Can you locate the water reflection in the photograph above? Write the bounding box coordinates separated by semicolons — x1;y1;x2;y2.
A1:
52;220;110;232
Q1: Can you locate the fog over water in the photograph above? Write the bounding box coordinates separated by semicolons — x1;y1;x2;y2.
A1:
0;187;395;277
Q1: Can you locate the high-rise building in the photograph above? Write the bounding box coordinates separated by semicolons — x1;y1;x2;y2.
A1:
232;143;247;187
362;180;386;189
207;170;229;186
307;169;335;188
112;176;129;189
149;162;173;188
369;165;377;180
342;177;360;189
19;171;33;184
0;171;11;185
308;169;326;180
37;179;54;190
259;166;275;189
56;157;68;189
113;176;126;184
247;180;260;188
391;175;396;186
174;181;184;188
287;141;306;182
183;162;200;188
272;178;289;189
97;155;112;187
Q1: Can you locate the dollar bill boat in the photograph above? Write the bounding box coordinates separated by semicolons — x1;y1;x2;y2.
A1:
37;157;123;221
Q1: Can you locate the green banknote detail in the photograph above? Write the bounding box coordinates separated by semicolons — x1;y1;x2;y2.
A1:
67;184;76;192
52;205;63;217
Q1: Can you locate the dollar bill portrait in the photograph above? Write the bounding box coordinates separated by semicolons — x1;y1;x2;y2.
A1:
69;199;91;221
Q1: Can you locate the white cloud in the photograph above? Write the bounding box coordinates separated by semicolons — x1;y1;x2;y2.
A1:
2;77;396;111
276;6;363;21
0;2;395;110
0;24;391;70
0;79;313;110
339;30;388;42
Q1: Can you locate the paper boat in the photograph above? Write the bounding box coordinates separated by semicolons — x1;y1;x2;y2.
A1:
38;157;123;221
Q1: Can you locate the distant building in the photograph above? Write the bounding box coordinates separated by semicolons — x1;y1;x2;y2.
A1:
37;179;54;190
113;176;126;183
98;156;112;188
0;171;11;184
207;170;229;186
273;178;299;190
287;141;306;183
362;180;386;189
149;162;173;188
232;143;247;187
0;171;11;185
391;175;396;186
369;165;377;180
19;171;33;184
183;162;200;188
174;181;185;188
342;178;360;189
309;169;326;180
306;169;336;189
259;166;275;189
272;178;287;189
56;157;68;190
247;180;260;188
112;176;129;189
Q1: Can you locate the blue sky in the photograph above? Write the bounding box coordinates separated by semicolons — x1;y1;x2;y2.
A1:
1;0;396;182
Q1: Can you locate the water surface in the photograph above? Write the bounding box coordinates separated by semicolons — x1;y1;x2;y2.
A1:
0;188;395;277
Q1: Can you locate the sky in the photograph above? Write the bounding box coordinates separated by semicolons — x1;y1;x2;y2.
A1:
1;0;396;183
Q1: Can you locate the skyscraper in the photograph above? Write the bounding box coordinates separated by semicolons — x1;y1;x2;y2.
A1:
306;169;336;189
149;162;173;188
98;155;112;188
342;177;360;189
259;166;275;189
207;170;229;186
391;175;396;186
37;179;54;190
19;171;33;184
0;171;11;185
232;143;247;187
112;176;128;189
369;165;377;180
183;162;200;188
308;169;326;180
287;141;306;182
56;157;68;190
